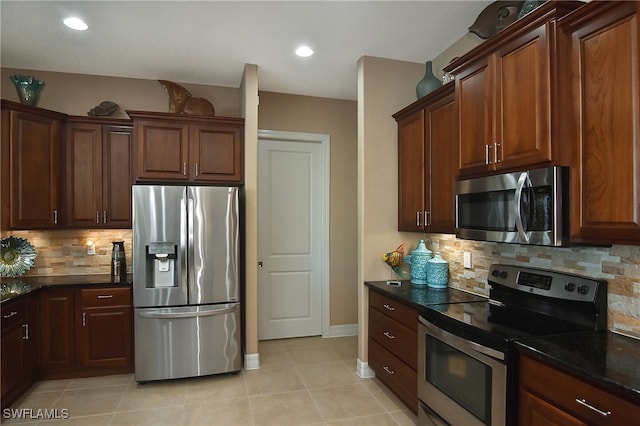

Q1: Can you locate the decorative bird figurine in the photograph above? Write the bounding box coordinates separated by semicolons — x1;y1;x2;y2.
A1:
383;244;407;278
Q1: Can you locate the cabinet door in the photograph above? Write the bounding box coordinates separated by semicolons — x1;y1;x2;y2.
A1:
135;119;189;180
4;108;62;228
426;90;456;233
495;23;552;170
565;2;640;244
66;122;102;227
39;289;75;373
191;123;243;182
77;305;133;369
519;388;586;426
103;125;133;228
1;322;26;407
397;109;426;231
457;57;493;177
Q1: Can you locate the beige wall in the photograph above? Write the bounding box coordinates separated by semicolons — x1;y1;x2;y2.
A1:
1;66;358;353
257;91;358;326
357;56;425;364
1;68;241;117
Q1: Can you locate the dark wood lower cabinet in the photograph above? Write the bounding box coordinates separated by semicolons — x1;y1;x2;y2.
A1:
519;354;640;425
1;294;38;410
39;286;133;380
77;288;133;370
367;289;418;414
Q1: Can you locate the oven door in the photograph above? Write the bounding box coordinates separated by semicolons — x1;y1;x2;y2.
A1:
418;316;506;426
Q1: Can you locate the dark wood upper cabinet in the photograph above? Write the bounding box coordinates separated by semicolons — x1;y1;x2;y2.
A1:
65;117;133;228
559;1;640;245
129;111;244;184
447;1;582;178
394;84;455;233
1;100;66;229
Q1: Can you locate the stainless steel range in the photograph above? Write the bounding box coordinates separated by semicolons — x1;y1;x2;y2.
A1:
417;264;607;426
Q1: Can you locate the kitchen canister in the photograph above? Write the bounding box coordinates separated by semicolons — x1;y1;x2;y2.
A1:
405;240;432;285
427;252;448;289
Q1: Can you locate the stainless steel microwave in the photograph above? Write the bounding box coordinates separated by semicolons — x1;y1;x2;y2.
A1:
455;166;568;246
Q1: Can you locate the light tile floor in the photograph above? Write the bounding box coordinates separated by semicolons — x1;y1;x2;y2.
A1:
3;336;418;425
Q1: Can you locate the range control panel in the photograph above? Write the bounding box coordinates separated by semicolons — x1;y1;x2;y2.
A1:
488;264;605;302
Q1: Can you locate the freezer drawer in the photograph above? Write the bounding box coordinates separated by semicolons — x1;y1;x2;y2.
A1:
134;303;241;382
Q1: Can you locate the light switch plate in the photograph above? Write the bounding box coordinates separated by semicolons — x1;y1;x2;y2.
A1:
463;251;472;269
87;244;96;256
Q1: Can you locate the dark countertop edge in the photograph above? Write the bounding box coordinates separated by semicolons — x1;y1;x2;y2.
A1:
515;332;640;405
365;279;488;312
1;274;132;304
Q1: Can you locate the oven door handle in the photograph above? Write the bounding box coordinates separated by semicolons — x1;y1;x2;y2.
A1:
514;172;531;244
419;316;505;361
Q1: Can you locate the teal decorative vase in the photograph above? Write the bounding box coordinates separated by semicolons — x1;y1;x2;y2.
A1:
404;240;432;286
416;61;442;99
427;252;449;289
10;74;45;106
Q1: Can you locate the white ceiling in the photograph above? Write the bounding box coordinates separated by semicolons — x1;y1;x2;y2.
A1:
0;1;492;101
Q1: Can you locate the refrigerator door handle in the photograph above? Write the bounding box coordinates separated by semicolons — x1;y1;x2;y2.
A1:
137;304;238;319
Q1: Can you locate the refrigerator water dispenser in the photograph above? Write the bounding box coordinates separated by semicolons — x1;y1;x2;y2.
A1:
146;242;177;288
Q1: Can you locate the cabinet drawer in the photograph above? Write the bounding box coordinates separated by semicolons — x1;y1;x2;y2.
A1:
79;287;131;307
369;290;418;331
1;298;26;330
520;355;640;425
369;307;417;370
369;338;417;413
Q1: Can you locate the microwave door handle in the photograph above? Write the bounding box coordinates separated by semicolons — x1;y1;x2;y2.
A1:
514;172;530;243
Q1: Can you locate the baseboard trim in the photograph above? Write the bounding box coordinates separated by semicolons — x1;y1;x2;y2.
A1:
325;323;358;338
244;352;260;370
356;358;375;378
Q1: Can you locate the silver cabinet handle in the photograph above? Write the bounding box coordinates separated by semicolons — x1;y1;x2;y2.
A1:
3;311;18;319
195;162;200;177
575;399;611;417
96;211;100;224
485;144;491;164
97;295;114;299
22;324;29;340
383;331;395;340
53;210;58;224
383;303;395;312
103;211;107;224
494;142;501;164
383;366;395;375
183;162;187;176
82;312;87;327
416;211;421;227
425;210;430;226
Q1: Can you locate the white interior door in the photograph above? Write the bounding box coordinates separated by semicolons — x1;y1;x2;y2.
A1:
258;131;328;340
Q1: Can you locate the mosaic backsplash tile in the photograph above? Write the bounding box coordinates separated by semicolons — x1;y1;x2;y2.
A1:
1;229;132;277
424;234;640;339
3;229;639;339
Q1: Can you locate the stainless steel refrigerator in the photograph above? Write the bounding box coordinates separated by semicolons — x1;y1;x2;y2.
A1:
132;185;241;382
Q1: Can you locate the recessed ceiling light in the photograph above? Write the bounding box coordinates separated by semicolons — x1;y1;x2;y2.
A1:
63;17;88;31
295;46;314;58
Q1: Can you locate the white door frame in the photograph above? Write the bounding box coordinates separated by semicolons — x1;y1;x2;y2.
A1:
257;129;330;338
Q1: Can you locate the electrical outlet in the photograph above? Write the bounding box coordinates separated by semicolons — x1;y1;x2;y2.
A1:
463;251;472;269
86;242;96;256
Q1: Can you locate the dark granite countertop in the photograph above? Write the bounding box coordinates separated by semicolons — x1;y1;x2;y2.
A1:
365;279;640;406
515;331;640;404
365;280;487;313
1;274;132;304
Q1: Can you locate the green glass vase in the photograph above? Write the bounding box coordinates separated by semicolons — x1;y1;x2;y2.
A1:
416;61;442;99
10;74;45;106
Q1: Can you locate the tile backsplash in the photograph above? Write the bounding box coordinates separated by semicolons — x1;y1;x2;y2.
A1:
424;234;640;339
1;229;132;277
